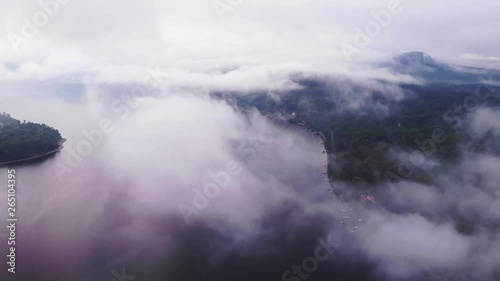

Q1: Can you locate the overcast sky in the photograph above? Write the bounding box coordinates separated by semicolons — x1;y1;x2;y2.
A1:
0;0;499;88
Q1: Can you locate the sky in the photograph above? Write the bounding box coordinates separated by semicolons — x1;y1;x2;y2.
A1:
1;0;500;90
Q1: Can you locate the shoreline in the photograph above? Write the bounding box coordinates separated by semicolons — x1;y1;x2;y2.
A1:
0;138;67;166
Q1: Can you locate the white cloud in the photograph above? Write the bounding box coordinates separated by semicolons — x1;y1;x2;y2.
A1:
0;0;499;89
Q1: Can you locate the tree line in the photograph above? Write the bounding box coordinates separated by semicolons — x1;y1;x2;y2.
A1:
0;113;62;162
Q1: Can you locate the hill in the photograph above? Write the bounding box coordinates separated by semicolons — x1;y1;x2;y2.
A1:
214;52;500;185
0;113;63;164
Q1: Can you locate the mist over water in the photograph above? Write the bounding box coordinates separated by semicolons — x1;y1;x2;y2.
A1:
0;79;499;281
0;90;335;281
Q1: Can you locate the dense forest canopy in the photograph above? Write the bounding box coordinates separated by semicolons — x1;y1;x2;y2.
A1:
216;80;500;185
0;113;62;162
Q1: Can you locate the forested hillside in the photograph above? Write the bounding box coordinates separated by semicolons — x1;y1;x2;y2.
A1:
216;80;500;185
0;113;62;162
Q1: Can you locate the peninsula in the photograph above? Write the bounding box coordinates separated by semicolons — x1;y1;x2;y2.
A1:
0;113;64;165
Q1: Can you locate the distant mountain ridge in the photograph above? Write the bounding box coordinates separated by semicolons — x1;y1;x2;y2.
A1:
394;51;437;67
384;51;500;84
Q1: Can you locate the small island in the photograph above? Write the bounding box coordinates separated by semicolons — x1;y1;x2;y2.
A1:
0;113;64;165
